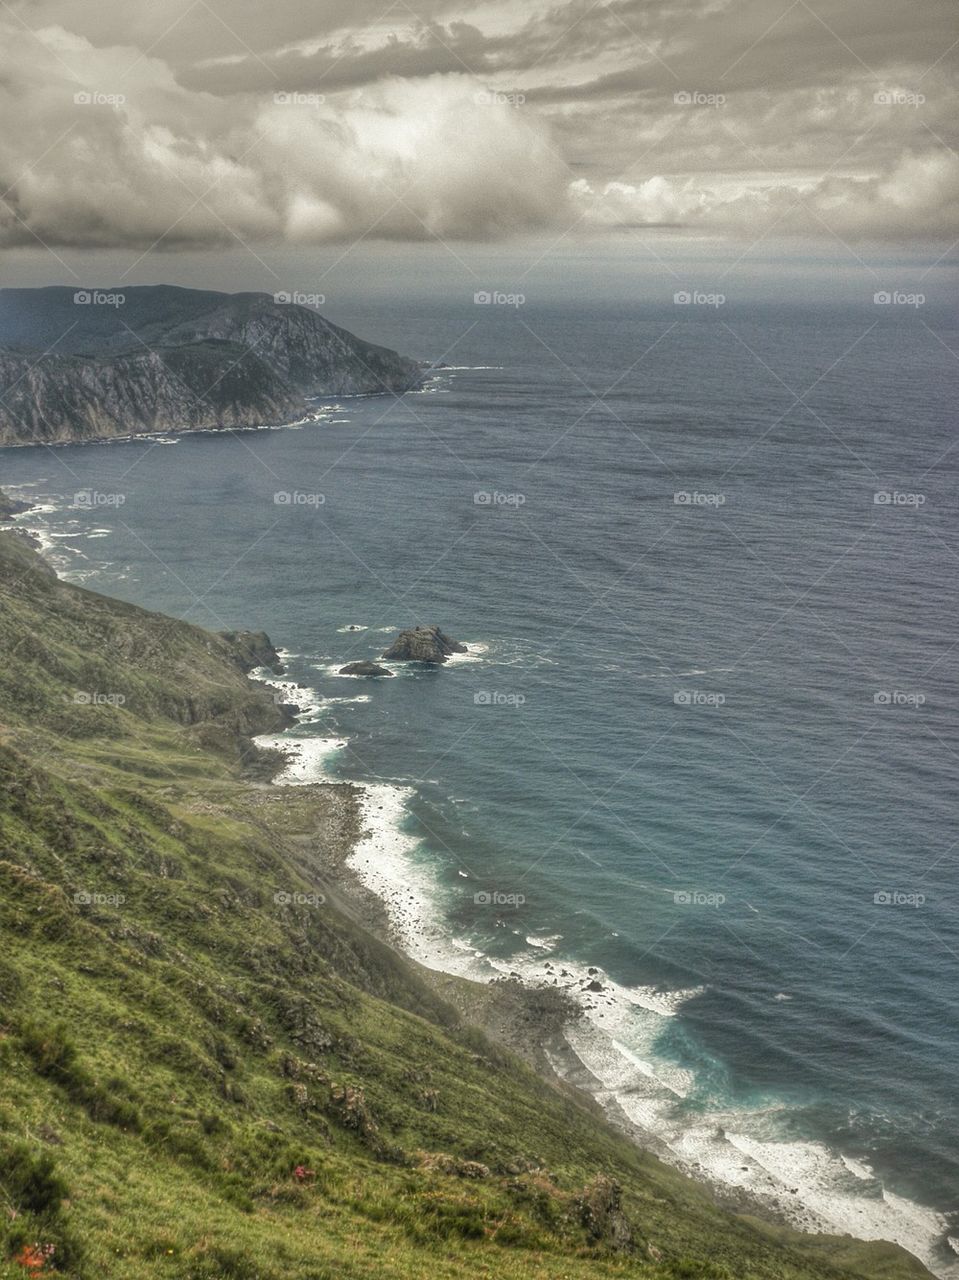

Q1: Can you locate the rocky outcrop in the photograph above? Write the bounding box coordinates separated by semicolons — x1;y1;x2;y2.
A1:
382;626;467;664
577;1176;634;1252
219;630;284;675
0;286;424;446
0;487;31;520
418;1152;491;1179
339;661;393;677
0;344;299;446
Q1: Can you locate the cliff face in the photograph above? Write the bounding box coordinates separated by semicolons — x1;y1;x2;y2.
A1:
0;286;423;446
0;343;301;445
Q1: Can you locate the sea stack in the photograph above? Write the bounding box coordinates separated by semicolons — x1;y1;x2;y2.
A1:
382;625;467;664
339;661;393;677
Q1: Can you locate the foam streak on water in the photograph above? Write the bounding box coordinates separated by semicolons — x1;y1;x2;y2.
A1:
255;721;957;1277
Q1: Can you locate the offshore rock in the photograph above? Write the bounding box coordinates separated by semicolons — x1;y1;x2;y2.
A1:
381;626;467;664
339;661;393;677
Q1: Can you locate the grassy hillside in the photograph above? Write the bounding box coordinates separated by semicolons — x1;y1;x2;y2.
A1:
0;525;933;1280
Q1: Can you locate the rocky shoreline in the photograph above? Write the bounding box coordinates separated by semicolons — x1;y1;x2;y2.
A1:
4;499;942;1277
0;488;31;519
250;729;871;1248
245;668;951;1277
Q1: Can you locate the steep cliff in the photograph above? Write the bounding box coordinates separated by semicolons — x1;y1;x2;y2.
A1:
0;286;424;446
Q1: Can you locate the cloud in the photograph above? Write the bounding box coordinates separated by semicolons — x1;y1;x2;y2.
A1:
0;0;955;254
0;26;570;250
575;149;959;240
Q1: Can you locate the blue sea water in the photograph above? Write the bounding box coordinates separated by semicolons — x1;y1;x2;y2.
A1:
4;300;958;1272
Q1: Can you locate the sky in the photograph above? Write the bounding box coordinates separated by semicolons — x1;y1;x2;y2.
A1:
0;0;956;297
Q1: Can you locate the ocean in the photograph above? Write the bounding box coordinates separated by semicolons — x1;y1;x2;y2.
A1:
4;299;958;1275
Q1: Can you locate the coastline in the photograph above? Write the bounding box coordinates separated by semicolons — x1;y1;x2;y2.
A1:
0;360;440;451
0;406;336;451
5;491;953;1280
250;718;955;1280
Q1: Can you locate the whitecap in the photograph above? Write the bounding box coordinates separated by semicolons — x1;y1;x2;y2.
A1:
245;688;955;1279
525;933;562;951
445;641;489;665
253;733;346;783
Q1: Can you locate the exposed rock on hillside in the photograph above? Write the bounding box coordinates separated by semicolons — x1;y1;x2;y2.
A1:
220;629;285;675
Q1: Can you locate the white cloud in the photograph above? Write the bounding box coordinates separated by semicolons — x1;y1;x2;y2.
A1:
573;149;959;241
0;26;570;250
0;4;954;254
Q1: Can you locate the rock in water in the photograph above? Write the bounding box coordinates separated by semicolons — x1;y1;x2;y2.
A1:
339;661;394;677
0;487;32;520
381;626;467;664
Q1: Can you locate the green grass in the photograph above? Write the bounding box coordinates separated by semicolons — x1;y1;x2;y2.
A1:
0;525;934;1280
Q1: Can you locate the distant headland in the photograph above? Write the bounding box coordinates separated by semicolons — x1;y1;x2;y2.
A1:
0;285;424;447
